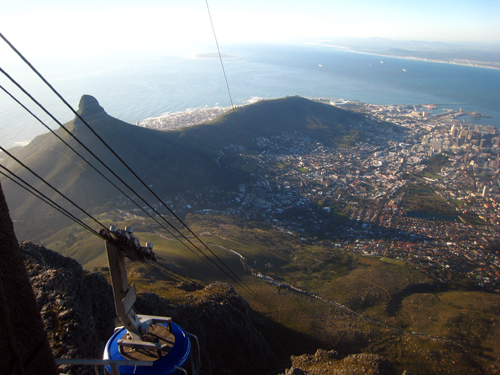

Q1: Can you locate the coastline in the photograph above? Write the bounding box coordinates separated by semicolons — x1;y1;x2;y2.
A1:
3;43;499;149
310;42;500;70
137;96;496;135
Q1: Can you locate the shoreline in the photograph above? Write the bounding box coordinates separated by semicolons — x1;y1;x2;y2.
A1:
137;96;496;134
138;96;272;131
310;42;500;71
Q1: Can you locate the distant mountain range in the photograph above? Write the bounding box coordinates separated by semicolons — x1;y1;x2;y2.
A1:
1;95;386;241
314;37;500;68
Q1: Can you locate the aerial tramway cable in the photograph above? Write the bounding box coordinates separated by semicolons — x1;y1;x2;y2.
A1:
0;165;220;297
204;0;244;148
0;166;218;297
0;146;109;232
0;168;105;239
0;32;262;302
0;83;217;265
0;67;223;272
0;71;259;302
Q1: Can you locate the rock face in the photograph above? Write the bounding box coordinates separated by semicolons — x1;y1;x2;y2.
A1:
74;95;108;128
22;242;276;375
21;241;115;373
0;183;58;375
135;283;275;375
281;349;399;375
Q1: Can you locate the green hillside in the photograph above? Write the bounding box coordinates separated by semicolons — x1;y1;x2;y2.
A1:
185;95;369;149
81;213;500;375
1;96;235;240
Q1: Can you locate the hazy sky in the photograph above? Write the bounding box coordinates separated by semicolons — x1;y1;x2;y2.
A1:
1;0;499;62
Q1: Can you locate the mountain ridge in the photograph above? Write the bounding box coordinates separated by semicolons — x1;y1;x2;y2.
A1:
1;95;380;242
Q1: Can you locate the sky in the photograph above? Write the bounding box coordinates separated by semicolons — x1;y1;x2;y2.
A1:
1;0;499;63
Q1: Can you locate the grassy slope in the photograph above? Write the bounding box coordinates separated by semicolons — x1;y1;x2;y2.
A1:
185;218;500;373
48;213;500;374
197;96;369;149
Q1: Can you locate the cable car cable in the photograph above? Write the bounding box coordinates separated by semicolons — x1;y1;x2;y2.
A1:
0;169;206;297
1;33;261;302
0;146;109;232
0;84;218;266
0;69;218;267
0;168;105;239
0;71;257;300
0;66;235;280
205;0;244;148
0;46;253;296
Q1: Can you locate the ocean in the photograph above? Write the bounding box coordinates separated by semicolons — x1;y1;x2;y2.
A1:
1;42;499;149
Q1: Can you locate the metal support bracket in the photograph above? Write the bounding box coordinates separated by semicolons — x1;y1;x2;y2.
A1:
105;230;174;357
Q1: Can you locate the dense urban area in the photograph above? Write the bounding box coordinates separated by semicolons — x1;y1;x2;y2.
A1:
137;99;500;293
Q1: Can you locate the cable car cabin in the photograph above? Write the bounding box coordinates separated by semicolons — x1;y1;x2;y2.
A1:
103;318;199;375
101;226;200;375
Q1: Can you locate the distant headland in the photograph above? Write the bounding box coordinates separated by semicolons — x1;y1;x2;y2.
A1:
311;37;500;70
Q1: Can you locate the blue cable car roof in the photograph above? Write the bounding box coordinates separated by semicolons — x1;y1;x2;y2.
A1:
104;322;192;375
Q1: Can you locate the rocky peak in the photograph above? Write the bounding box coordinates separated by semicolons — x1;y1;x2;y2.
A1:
282;349;400;375
74;95;108;128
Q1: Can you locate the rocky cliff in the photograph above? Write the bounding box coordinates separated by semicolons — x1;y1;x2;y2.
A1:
74;95;109;129
281;349;402;375
21;241;115;374
135;284;275;375
21;242;277;375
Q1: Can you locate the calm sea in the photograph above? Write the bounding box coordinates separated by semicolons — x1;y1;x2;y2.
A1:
1;43;499;149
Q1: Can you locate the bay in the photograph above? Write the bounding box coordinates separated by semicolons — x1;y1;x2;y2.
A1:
1;42;499;149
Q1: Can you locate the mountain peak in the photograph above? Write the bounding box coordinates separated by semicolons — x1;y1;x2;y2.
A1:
78;95;105;115
75;95;107;127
